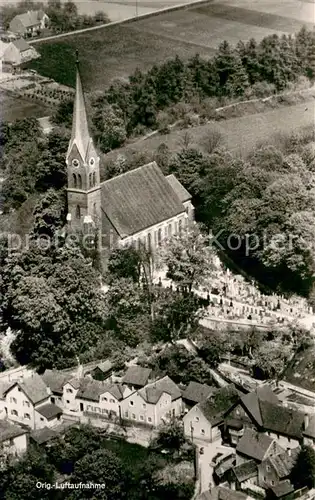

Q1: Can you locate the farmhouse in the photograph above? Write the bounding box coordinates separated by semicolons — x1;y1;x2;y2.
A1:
235;428;284;465
66;57;194;267
9;10;49;37
3;38;38;66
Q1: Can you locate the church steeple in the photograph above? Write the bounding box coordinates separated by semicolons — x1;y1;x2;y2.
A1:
66;50;93;163
66;50;101;230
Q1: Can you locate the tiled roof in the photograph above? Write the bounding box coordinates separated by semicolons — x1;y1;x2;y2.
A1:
236;428;274;461
199;384;239;426
30;427;58;445
240;385;279;427
67;378;81;390
101;162;186;237
77;379;124;402
232;460;258;483
12;38;31;52
36;403;62;420
12;10;46;28
138;376;181;404
122;366;152;387
42;370;70;395
4;374;49;405
166;174;191;203
182;381;214;404
218;487;248;500
267;447;300;479
0;381;15;399
93;360;113;374
0;420;27;442
270;480;294;498
259;401;304;440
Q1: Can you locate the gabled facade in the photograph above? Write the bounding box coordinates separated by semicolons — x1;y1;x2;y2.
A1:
9;10;49;36
120;376;182;427
0;420;28;467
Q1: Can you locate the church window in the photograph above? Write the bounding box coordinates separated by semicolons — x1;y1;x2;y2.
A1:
89;157;95;167
72;159;79;168
78;174;82;189
89;173;92;188
168;224;172;237
147;233;152;251
178;219;182;235
157;228;162;246
73;174;77;188
92;172;96;186
76;206;81;219
93;203;97;216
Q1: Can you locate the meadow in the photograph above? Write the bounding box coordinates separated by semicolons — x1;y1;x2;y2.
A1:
26;0;311;91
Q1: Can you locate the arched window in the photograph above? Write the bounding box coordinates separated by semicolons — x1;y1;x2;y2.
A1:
147;233;152;251
89;173;92;188
78;174;82;189
93;172;96;186
76;205;81;219
168;223;172;237
158;228;162;246
93;203;97;216
73;174;77;188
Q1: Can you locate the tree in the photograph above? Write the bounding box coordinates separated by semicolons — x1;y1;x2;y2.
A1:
70;448;128;499
31;189;66;238
159;225;215;292
153;419;186;452
107;247;143;284
290;445;315;489
93;105;127;153
252;341;291;380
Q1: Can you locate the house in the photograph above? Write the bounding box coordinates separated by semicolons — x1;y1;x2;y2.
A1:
236;428;284;465
226;385;305;449
182;381;214;410
1;374;55;430
228;460;258;491
120;376;182;427
62;378;81;413
66;58;194;269
85;360;113;381
0;420;28;466
122;366;152;391
42;369;71;408
267;480;295;499
258;447;299;490
30;427;58;446
3;38;39;65
35;403;62;429
183;384;239;443
9;10;49;36
76;380;130;421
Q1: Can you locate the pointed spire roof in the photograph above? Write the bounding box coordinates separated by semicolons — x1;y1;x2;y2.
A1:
67;50;92;162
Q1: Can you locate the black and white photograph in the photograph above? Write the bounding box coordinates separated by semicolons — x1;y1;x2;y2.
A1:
0;0;314;498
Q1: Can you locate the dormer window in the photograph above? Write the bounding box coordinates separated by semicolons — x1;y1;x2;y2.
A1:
72;159;79;168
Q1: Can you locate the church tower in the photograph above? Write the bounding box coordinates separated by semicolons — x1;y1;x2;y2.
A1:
66;51;101;231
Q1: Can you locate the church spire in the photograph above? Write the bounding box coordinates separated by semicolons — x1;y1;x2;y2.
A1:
67;50;92;162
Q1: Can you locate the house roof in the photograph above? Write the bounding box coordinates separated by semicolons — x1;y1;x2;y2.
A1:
259;401;304;440
198;384;240;426
236;428;274;462
4;374;49;405
0;380;15;399
36;403;62;420
197;487;247;500
0;420;27;442
266;447;300;479
122;366;152;387
11;10;46;29
270;480;294;498
240;385;279;427
30;427;58;445
232;460;258;483
166;174;191;203
12;38;31;52
138;376;181;404
67;378;81;390
42;369;70;395
93;360;113;374
77;379;124;402
101;162;187;238
182;381;214;404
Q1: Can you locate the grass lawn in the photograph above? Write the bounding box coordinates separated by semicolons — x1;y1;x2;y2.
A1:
26;0;310;92
102;439;167;480
0;91;51;122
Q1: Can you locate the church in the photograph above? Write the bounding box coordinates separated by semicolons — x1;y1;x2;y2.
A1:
66;57;194;260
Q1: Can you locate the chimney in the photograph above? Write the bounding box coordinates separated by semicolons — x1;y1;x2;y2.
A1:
304;413;309;430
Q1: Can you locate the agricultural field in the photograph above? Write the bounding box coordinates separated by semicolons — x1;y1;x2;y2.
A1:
102;99;315;169
26;0;313;91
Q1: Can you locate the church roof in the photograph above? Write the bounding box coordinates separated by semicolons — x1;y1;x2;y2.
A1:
101;162;186;238
166;174;191;203
67;60;92;162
